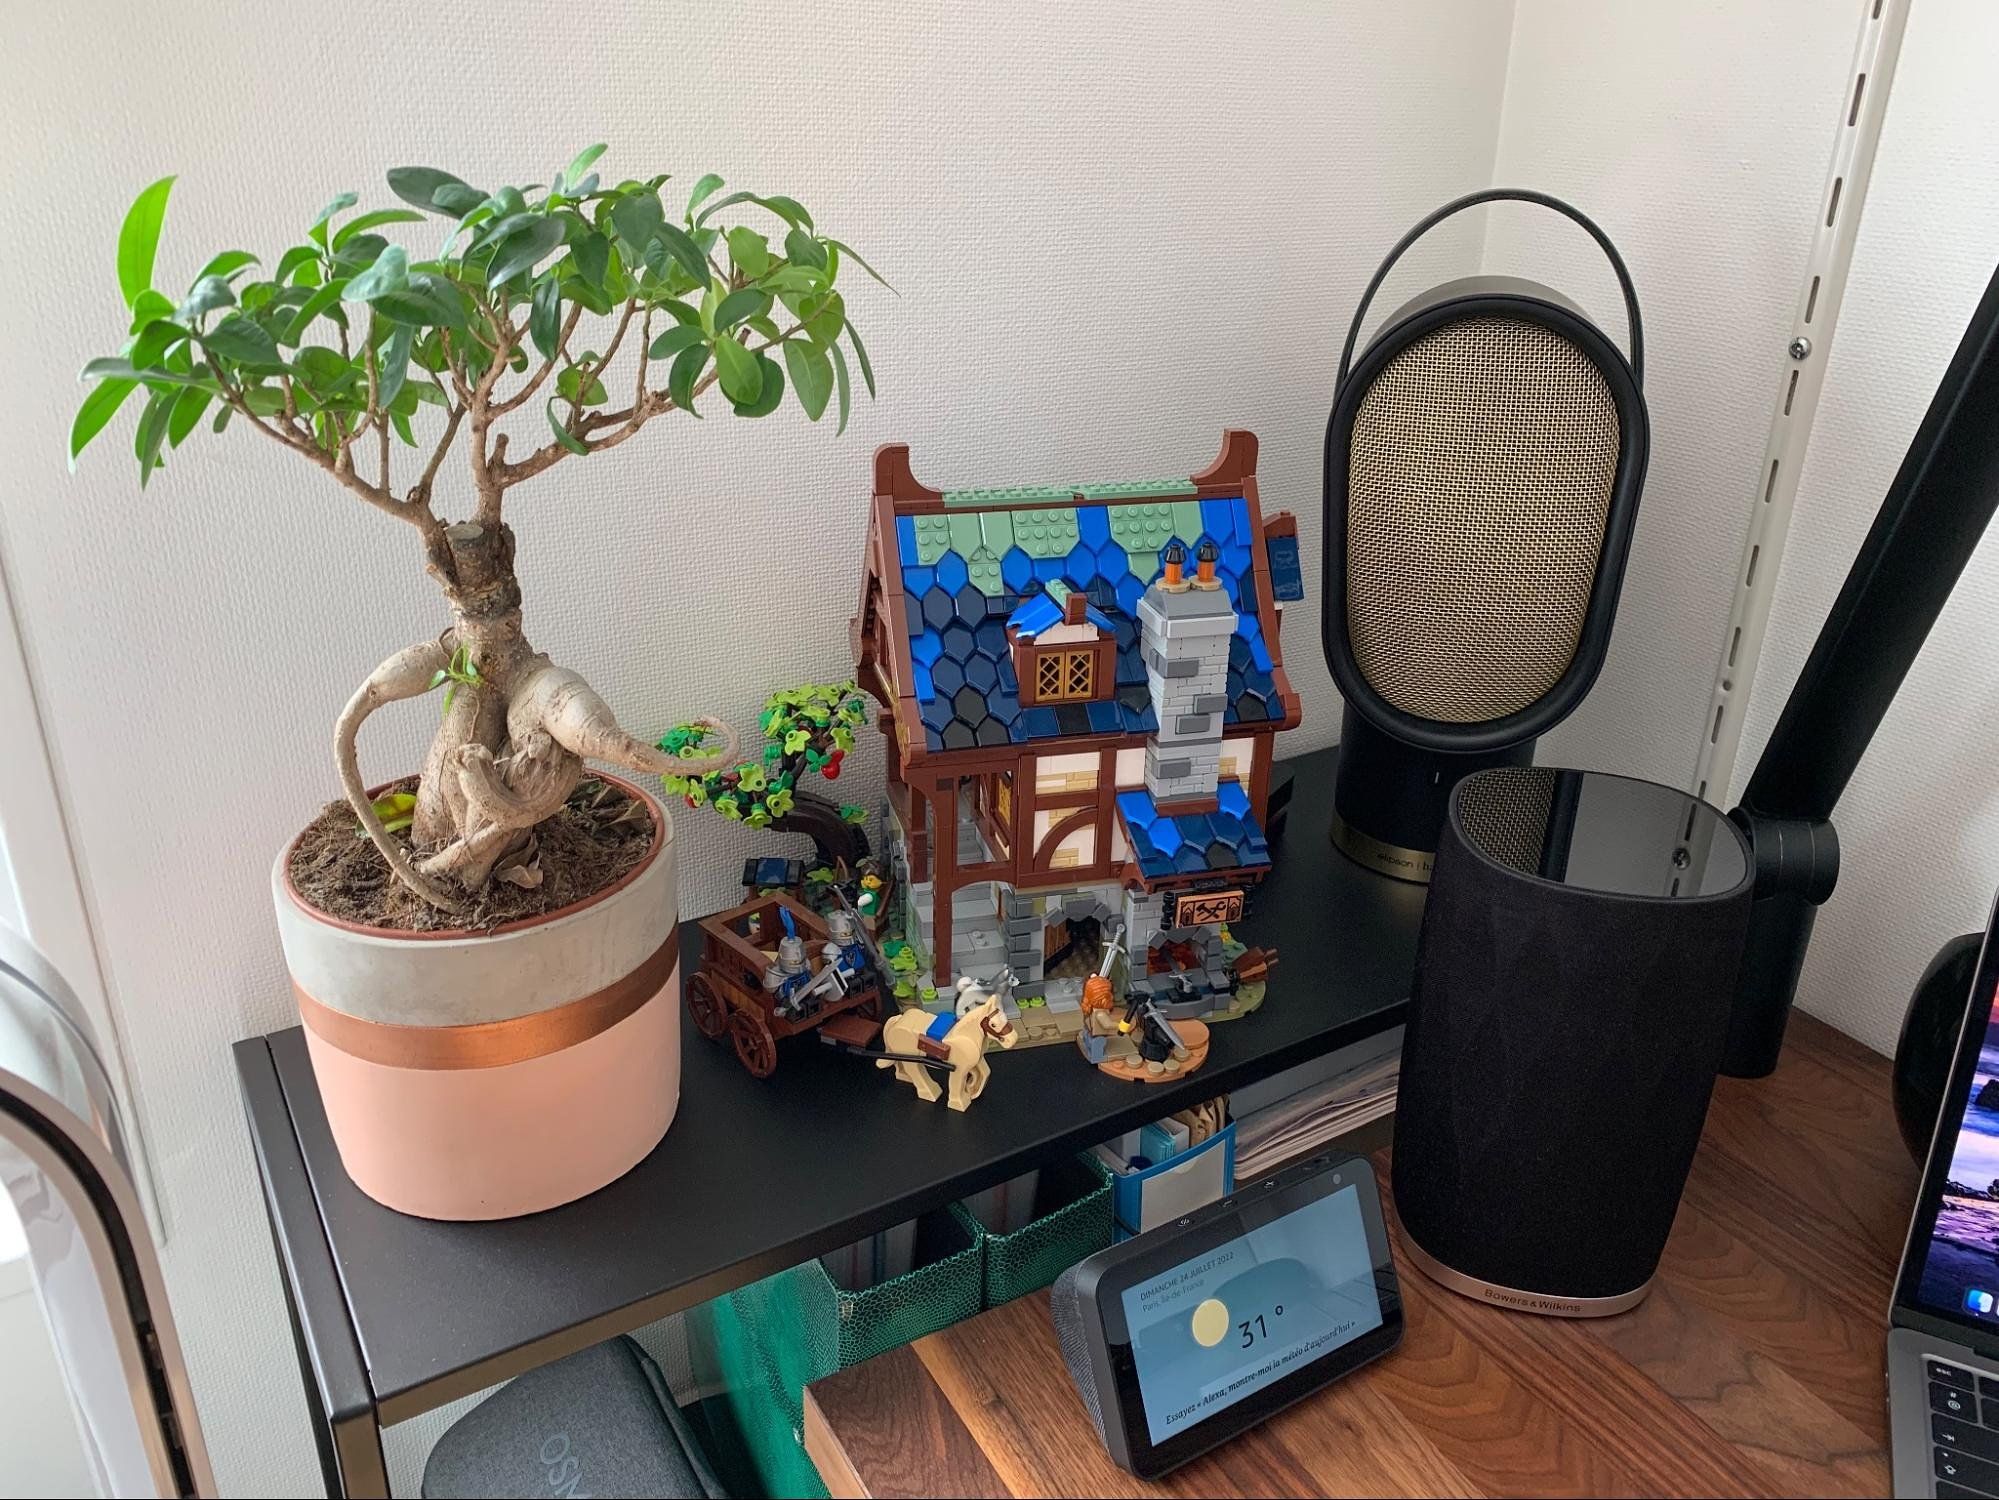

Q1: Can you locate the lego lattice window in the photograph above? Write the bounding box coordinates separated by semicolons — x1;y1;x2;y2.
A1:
1033;648;1096;704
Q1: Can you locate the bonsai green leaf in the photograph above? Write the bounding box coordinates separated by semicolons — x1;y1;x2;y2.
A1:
389;407;415;446
529;277;561;360
784;340;833;421
571;230;610;289
784;727;811;755
127;289;175;334
342;244;409;303
693;189;759;224
561;143;607;192
470;210;538;255
332;209;423;250
68;377;138;467
646;325;704;362
712;335;760;405
744;806;771;830
176;275;235;324
330;233;389;274
555;363;608;405
713;287;769;330
653;220;711;286
667;342;708;416
377;323;413;408
731;353;783;416
282;279;350;344
840;804;868;825
129;318;188;371
784;229;828;271
201;315;283;368
307;191;359;246
274;245;319;285
656;297;702;329
802;291;845;349
609;190;664;254
760;195;814;230
375;274;469;331
824;238;895;293
685;172;725;217
545;398;590;455
716;794;742;821
763;789;793;818
727;227;770;278
487;217;564;288
192;250;259;285
117;176;176;309
387;166;478;216
133;389;171;486
845;320;876;397
829;342;852;436
830;725;855;751
79;355;203;388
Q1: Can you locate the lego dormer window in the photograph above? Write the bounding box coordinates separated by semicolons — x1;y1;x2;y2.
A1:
1034;647;1097;703
1007;581;1116;708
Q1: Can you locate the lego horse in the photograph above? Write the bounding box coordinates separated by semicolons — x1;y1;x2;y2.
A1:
878;979;1018;1111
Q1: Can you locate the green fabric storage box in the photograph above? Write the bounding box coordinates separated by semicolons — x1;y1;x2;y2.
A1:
693;1204;984;1500
961;1152;1114;1308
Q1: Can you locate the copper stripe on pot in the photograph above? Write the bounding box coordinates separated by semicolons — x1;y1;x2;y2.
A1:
294;937;679;1070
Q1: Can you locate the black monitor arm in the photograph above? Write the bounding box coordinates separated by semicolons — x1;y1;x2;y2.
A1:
1721;259;1999;1077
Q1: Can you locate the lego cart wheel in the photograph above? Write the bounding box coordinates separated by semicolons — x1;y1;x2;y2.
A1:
729;1009;777;1079
687;972;728;1041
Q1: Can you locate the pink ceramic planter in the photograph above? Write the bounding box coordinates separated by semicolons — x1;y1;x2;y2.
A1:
272;775;681;1220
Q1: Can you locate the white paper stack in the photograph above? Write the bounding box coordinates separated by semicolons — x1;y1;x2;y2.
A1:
1232;1036;1402;1179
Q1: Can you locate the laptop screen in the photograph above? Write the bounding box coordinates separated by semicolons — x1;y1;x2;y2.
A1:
1900;916;1999;1330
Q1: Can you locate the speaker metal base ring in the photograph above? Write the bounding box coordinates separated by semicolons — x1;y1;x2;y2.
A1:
1398;1228;1652;1318
1328;810;1434;884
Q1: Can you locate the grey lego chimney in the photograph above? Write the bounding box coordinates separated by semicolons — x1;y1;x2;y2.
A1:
1137;540;1236;806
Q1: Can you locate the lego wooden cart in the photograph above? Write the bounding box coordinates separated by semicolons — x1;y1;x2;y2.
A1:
685;891;887;1079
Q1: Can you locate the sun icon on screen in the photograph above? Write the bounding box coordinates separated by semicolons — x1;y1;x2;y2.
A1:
1190;1297;1230;1348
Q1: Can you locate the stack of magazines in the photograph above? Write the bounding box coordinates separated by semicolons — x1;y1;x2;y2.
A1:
1232;1036;1401;1179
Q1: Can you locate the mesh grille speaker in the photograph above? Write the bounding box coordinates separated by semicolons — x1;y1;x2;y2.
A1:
1453;764;1557;872
1346;317;1620;723
1050;1264;1107;1440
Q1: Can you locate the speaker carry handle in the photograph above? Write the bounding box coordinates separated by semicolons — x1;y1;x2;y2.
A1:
1338;188;1645;388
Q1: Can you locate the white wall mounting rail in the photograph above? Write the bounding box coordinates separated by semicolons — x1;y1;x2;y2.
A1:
1691;0;1911;809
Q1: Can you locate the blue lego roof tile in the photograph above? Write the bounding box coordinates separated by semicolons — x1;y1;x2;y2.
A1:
1115;785;1271;881
887;496;1280;751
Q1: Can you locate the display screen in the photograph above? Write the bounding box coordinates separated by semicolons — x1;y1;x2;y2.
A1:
1118;1184;1383;1445
1914;972;1999;1323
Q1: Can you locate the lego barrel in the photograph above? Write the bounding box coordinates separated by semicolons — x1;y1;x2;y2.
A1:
692;1205;985;1499
271;773;682;1221
962;1153;1115;1308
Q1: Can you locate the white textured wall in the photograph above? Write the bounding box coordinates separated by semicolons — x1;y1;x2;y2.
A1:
1472;1;1864;785
1735;0;1999;1054
0;2;1513;1492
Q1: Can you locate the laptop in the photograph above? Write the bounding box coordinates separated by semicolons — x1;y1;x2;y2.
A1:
1892;891;1999;1497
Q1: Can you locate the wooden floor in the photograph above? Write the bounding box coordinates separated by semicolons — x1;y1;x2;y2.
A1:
804;1014;1918;1498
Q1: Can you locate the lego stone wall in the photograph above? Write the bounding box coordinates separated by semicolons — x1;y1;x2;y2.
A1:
0;2;1514;1491
1731;0;1999;1055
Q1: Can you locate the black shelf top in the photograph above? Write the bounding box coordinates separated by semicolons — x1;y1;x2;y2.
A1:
235;744;1425;1421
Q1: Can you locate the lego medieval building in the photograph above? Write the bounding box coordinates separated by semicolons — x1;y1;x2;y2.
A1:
851;431;1304;1036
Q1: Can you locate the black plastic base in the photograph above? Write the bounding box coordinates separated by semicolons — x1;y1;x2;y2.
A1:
1717;810;1840;1079
1330;706;1534;882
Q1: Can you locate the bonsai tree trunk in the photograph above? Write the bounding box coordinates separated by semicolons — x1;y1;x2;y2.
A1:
335;519;738;913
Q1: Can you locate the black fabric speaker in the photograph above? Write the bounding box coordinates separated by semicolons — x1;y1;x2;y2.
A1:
1391;766;1753;1315
1322;190;1650;882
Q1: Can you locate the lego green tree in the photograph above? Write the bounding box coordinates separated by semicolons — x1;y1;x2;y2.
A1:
72;150;883;917
661;682;874;873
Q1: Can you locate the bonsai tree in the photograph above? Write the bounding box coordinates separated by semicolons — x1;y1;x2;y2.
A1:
662;681;873;871
72;149;884;914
